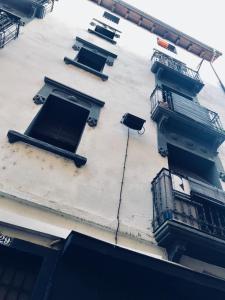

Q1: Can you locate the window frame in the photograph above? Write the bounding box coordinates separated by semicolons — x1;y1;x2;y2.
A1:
88;18;121;45
103;11;120;24
8;78;105;167
64;37;117;81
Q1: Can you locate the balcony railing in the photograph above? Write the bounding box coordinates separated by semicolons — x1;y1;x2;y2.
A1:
152;168;225;240
151;50;204;94
151;50;203;82
32;0;55;18
0;10;21;48
150;86;224;133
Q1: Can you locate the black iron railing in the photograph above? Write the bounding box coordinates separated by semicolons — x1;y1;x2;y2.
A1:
150;86;224;132
152;168;225;239
151;50;203;84
32;0;55;18
0;10;21;48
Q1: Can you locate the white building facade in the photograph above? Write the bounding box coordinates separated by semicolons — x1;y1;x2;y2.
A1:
0;0;225;299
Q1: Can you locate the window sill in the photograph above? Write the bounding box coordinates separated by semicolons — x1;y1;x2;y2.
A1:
7;130;87;168
64;57;108;81
88;28;117;44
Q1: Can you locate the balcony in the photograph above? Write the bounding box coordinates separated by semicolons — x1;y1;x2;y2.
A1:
0;0;55;23
32;0;55;18
0;9;21;48
150;86;225;151
152;168;225;267
151;50;204;95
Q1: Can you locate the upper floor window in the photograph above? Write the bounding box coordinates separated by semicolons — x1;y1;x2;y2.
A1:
8;78;105;167
88;19;121;44
103;11;120;24
64;37;117;81
8;94;89;167
168;144;221;188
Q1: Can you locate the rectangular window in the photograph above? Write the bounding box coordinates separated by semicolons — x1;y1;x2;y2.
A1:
88;19;121;44
103;11;120;24
95;25;115;40
76;47;107;73
27;94;89;153
64;37;117;81
168;144;221;188
8;94;90;167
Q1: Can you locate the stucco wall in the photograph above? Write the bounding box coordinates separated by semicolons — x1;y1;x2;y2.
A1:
0;0;225;273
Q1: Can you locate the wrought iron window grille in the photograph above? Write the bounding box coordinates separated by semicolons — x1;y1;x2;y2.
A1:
64;37;117;81
0;9;21;48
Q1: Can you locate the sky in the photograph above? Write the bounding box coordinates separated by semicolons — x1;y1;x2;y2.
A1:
125;0;225;82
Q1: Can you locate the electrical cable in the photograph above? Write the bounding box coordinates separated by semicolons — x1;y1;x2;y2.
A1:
115;128;130;245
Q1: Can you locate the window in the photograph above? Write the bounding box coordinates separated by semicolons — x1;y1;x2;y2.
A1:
88;19;121;44
76;47;107;73
103;11;120;24
0;245;42;299
168;144;221;188
8;78;105;167
0;10;21;48
64;37;117;81
8;94;90;167
33;76;105;127
95;25;115;39
27;94;89;152
35;0;55;19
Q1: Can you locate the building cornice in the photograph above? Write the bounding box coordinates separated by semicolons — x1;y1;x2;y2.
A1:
89;0;222;62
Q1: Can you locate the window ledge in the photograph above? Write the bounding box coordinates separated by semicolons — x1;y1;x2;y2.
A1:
64;57;108;81
7;130;87;168
88;28;117;44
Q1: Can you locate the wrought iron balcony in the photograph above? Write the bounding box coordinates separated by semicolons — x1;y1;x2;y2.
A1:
32;0;55;18
0;9;21;48
150;86;225;150
0;0;55;23
152;168;225;267
151;50;204;95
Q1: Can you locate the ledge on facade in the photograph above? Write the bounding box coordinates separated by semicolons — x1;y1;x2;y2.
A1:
7;130;87;168
48;230;225;299
64;56;109;81
88;28;117;44
152;168;225;268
